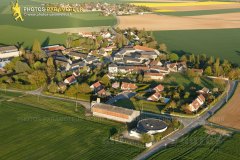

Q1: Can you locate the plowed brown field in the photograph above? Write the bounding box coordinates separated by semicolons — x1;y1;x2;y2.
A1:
209;84;240;130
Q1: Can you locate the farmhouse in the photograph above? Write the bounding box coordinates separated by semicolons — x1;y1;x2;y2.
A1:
91;103;140;123
121;82;138;91
188;94;206;112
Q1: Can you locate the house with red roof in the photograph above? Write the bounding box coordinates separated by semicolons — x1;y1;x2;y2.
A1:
42;45;65;52
121;82;138;91
153;84;164;92
97;89;109;96
188;94;206;112
144;72;164;81
147;92;162;102
90;81;103;92
133;45;155;52
64;75;77;85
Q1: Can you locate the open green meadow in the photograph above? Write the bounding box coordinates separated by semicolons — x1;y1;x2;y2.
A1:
153;29;240;65
0;91;143;160
149;127;240;160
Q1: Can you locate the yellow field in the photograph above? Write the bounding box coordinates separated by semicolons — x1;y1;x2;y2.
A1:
154;9;175;12
131;1;237;8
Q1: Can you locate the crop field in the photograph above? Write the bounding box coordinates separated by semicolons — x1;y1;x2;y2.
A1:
149;127;240;160
0;91;143;160
153;29;240;65
157;8;240;16
0;0;116;47
209;83;240;130
131;1;240;11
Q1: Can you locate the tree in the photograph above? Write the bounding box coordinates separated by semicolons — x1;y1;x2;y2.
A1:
46;57;56;80
48;82;58;94
78;83;91;94
178;85;185;92
55;72;63;82
28;70;47;86
32;39;42;53
222;59;231;75
14;61;31;73
159;43;167;52
193;76;201;85
204;66;213;76
154;133;162;142
32;39;45;60
65;85;78;97
33;61;43;70
141;134;152;143
101;74;111;86
180;55;188;62
184;92;190;99
168;53;179;61
173;92;180;100
189;54;195;63
167;101;177;112
213;57;220;76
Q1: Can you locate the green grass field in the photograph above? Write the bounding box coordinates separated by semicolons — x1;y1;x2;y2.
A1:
153;29;240;65
158;8;240;16
0;0;117;47
0;91;143;160
0;25;67;48
149;127;240;160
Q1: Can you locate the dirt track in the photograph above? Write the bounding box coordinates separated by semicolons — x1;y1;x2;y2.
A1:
209;84;240;130
117;13;240;31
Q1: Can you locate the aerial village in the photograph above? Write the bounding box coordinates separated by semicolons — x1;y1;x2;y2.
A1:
0;28;230;146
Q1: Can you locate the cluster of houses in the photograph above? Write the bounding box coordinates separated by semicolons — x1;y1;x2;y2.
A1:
147;84;165;102
78;2;150;16
108;45;203;81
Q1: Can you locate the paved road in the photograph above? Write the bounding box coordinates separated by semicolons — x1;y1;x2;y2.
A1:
0;88;91;110
134;80;238;160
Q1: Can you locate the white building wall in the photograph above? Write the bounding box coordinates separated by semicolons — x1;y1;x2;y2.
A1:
0;51;20;59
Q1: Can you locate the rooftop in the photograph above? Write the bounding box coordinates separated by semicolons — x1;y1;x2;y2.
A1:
137;118;168;133
92;103;136;116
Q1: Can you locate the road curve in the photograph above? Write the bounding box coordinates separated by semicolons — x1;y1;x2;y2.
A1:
134;80;238;160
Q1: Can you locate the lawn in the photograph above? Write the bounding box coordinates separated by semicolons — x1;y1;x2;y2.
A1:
157;8;240;16
162;73;217;89
149;127;240;160
113;98;164;114
153;29;240;65
0;92;143;160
